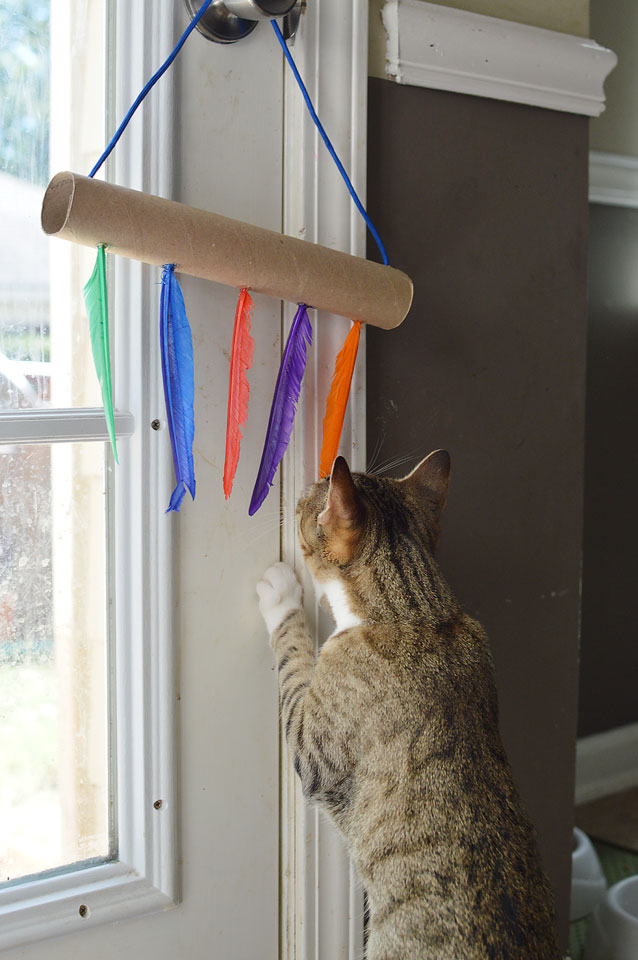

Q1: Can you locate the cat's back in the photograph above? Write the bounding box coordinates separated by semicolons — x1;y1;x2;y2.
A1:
331;616;561;959
339;612;499;747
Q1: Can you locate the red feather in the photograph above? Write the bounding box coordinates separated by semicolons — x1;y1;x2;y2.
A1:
224;288;255;499
319;321;361;479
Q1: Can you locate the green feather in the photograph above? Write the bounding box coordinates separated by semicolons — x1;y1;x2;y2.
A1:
83;245;118;463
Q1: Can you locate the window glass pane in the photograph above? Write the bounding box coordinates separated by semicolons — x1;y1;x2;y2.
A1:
0;0;106;411
0;442;111;884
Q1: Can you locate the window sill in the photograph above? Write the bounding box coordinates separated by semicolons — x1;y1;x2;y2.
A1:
0;861;175;951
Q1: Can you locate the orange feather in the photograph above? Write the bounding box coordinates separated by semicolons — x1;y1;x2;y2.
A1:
319;321;362;479
224;288;255;499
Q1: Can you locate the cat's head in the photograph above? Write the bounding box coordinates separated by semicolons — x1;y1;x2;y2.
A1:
297;451;451;591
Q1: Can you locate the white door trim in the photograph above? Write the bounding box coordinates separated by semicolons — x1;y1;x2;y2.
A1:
282;2;368;957
110;0;180;908
379;0;617;117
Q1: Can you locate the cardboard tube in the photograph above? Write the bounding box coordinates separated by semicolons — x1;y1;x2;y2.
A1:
41;171;413;330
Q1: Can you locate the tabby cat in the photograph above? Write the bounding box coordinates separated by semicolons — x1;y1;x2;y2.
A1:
256;451;561;959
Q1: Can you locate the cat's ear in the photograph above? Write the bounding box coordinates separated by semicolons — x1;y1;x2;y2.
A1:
401;449;451;518
318;457;366;563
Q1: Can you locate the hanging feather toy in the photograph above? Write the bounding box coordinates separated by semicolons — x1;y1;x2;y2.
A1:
223;287;255;499
83;243;118;463
160;264;196;512
68;1;394;520
318;320;361;479
249;304;312;516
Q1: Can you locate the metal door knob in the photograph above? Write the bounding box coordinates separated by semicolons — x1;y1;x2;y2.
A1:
184;0;301;44
225;0;297;18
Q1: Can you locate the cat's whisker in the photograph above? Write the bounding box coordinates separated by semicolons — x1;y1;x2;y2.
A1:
368;450;419;477
380;457;418;476
246;516;286;535
248;508;283;523
236;516;286;549
368;454;401;476
366;431;386;473
243;519;284;536
239;531;284;553
239;512;283;531
379;447;418;468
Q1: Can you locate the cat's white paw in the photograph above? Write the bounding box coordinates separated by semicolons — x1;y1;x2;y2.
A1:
257;562;303;636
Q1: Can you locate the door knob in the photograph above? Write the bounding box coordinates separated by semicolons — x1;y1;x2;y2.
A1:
224;0;297;18
184;0;302;44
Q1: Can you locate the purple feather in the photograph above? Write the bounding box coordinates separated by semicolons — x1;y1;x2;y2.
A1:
249;304;312;515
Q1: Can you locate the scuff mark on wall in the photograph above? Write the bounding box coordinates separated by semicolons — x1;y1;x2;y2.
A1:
381;0;403;82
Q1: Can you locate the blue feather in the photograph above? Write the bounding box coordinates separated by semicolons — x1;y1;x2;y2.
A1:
160;265;196;512
249;304;312;515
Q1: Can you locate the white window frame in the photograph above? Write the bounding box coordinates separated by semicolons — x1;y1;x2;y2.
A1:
0;1;178;949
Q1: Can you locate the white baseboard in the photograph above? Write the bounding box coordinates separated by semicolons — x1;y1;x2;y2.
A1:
575;722;638;806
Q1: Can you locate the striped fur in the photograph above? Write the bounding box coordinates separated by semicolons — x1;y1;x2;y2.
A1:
259;453;561;959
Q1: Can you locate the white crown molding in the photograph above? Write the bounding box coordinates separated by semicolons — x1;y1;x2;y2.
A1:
381;0;617;117
589;151;638;208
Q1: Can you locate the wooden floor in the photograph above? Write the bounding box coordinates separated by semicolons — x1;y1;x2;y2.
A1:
575;786;638;853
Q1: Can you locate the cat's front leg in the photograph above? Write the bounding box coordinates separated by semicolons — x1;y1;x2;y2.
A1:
257;561;304;639
257;562;315;722
257;563;349;806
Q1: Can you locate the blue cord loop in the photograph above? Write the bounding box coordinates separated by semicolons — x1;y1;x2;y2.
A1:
89;2;389;267
89;0;215;178
271;20;389;267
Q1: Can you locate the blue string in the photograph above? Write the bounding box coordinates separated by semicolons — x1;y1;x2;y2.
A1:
271;19;389;267
89;0;215;179
88;2;389;267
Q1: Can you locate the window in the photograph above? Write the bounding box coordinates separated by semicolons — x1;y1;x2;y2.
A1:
0;0;113;887
0;440;111;882
0;2;176;948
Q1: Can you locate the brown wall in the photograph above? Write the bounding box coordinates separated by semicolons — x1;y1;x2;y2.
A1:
580;204;638;737
590;0;638;156
366;77;588;948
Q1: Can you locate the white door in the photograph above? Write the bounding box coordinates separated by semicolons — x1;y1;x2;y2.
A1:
0;1;367;957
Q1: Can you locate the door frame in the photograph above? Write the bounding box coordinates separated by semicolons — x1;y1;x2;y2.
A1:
282;2;369;957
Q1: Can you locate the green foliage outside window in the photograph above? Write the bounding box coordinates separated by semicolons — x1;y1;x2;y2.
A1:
0;1;50;185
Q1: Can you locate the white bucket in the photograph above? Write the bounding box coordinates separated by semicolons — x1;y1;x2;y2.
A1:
571;827;607;921
584;874;638;960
